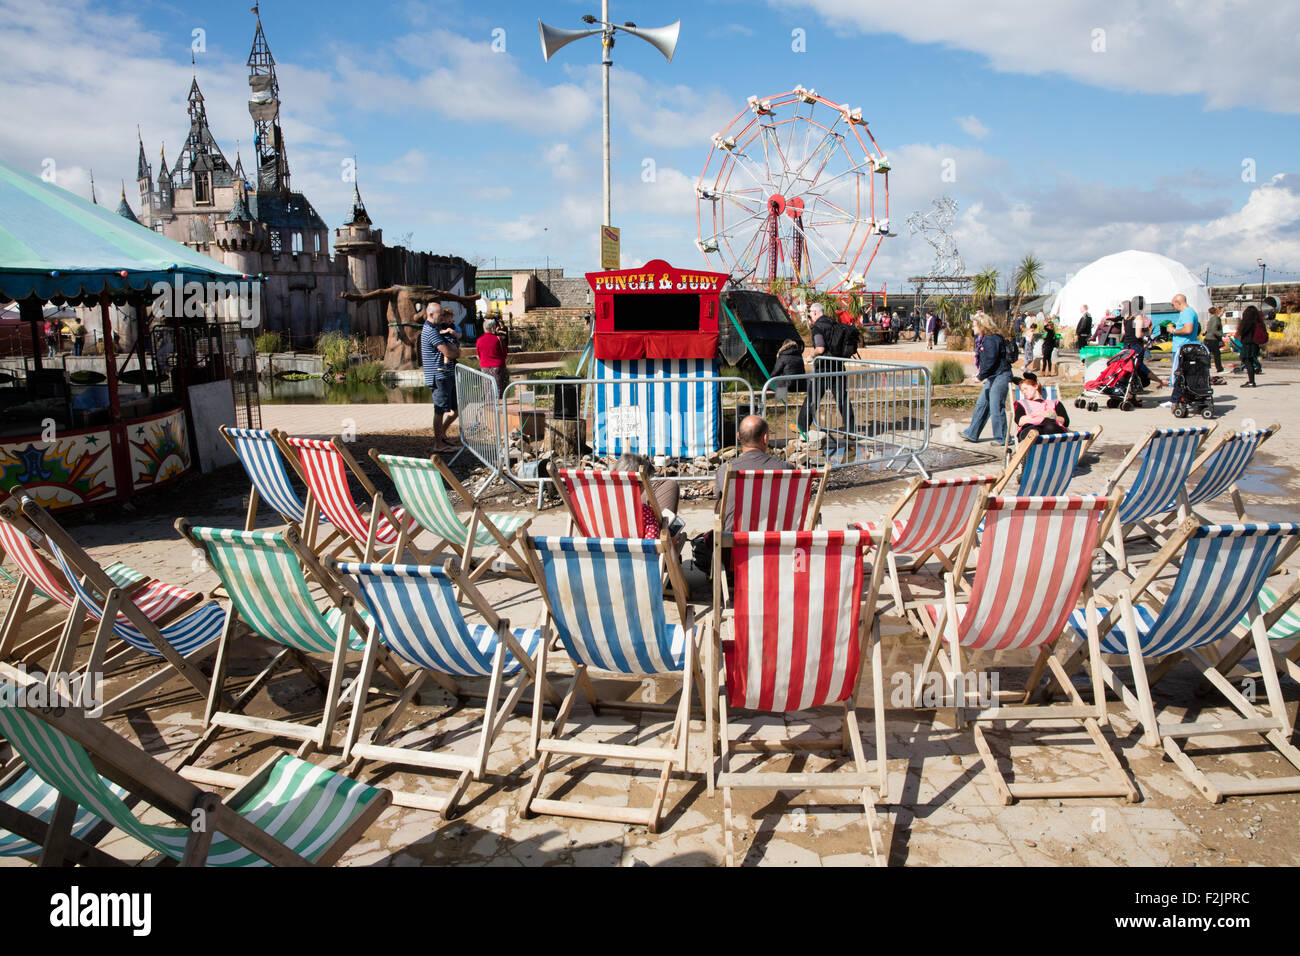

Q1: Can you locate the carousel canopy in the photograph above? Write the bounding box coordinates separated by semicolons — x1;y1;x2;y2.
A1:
0;158;245;306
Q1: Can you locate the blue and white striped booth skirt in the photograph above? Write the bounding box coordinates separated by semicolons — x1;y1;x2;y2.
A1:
593;359;721;458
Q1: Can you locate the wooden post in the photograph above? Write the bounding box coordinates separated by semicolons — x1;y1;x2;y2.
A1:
20;299;44;372
100;292;131;503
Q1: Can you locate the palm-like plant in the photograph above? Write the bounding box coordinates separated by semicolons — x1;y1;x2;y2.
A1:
973;267;1000;314
1012;254;1044;318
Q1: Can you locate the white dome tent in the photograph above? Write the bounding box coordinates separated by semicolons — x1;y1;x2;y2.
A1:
1048;250;1211;324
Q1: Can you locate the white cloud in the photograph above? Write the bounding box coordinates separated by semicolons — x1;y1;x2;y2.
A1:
777;0;1300;113
955;115;989;140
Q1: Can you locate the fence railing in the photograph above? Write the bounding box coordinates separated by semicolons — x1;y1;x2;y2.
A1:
456;359;931;502
760;357;932;477
453;363;507;495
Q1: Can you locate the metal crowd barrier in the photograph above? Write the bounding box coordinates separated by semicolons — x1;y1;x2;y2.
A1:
456;359;929;502
453;363;507;495
492;373;755;502
760;356;932;477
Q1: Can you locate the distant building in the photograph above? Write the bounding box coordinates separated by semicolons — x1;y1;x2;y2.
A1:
126;8;474;346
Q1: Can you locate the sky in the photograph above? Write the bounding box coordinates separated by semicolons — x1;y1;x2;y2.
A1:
2;0;1298;296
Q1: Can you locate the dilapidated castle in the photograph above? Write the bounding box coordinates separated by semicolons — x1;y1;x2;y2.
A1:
124;8;474;345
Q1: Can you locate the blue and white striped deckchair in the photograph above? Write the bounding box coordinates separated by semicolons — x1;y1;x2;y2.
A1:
0;684;391;866
1103;425;1213;570
370;451;531;577
331;560;543;817
1068;520;1300;802
221;426;336;552
15;497;223;717
518;534;702;831
593;358;720;459
1178;423;1279;522
177;522;381;763
995;428;1101;497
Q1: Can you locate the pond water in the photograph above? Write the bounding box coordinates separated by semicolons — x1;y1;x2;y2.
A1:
259;377;431;405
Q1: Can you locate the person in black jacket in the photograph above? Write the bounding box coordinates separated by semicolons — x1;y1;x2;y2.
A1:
1237;305;1264;387
1075;305;1093;349
961;315;1013;443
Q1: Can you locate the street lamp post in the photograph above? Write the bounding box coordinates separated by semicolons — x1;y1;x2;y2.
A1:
1257;257;1267;301
539;6;679;229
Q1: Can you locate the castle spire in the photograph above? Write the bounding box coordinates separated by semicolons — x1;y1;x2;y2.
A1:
247;3;291;193
344;171;372;226
137;126;151;182
116;181;140;224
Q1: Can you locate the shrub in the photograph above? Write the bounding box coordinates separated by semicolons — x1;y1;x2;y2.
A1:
315;331;351;372
255;331;283;354
1270;318;1300;357
352;361;385;384
932;357;966;385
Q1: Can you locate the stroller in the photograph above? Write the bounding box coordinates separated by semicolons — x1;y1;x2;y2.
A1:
1076;347;1142;412
1171;342;1214;419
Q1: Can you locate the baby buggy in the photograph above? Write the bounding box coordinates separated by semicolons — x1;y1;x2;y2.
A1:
1171;342;1214;419
1076;347;1142;412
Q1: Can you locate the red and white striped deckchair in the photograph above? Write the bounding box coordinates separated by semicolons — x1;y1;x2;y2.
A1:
711;529;889;866
717;464;828;533
276;433;411;561
552;467;663;538
853;475;997;613
915;495;1139;805
0;493;203;674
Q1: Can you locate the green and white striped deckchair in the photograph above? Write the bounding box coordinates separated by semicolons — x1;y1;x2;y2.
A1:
0;684;390;866
176;521;389;765
0;760;128;866
370;451;532;579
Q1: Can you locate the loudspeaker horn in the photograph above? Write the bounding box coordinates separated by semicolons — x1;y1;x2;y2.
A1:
619;21;680;62
538;20;600;61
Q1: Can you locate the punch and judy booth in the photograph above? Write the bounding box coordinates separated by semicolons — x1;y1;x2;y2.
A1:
588;260;728;458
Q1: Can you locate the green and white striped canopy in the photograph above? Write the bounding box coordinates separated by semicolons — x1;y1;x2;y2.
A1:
0;158;246;304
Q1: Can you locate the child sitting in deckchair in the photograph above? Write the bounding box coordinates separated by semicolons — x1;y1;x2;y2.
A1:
1012;372;1071;441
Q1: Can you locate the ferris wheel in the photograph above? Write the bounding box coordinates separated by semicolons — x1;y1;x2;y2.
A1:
695;87;892;293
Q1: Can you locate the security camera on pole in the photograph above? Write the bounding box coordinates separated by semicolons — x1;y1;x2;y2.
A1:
539;4;679;264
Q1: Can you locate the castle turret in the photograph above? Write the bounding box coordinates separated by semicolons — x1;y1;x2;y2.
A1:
333;178;383;336
157;143;173;215
136;129;152;218
116;182;139;224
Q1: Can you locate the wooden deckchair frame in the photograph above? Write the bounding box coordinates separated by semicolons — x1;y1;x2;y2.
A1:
715;461;830;533
368;449;533;580
11;496;220;717
272;431;413;563
1084;518;1300;803
333;558;545;818
175;520;397;766
1102;423;1215;571
1171;422;1280;525
0;493;202;670
552;465;664;537
861;475;998;617
992;426;1102;496
0;673;390;867
710;529;890;866
913;491;1140;806
219;425;344;555
516;529;705;833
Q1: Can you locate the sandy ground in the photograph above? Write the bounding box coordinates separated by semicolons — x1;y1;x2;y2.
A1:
2;353;1299;867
